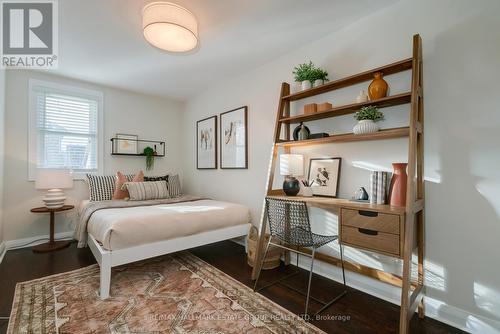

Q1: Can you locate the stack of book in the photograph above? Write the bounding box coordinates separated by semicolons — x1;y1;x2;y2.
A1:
370;171;389;204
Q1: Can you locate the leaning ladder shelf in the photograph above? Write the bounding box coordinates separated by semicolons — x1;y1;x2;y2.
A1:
251;35;425;334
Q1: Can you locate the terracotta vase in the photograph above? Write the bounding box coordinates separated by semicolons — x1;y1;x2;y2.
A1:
389;163;408;207
368;72;388;100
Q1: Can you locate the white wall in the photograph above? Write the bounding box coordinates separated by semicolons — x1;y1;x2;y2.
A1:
3;70;184;242
182;0;500;332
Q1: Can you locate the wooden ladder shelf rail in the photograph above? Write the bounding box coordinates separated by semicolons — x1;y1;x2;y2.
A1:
251;34;425;334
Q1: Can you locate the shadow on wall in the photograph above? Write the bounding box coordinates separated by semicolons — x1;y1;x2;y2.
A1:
424;11;500;329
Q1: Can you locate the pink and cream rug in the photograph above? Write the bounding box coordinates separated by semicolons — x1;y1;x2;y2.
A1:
7;252;324;333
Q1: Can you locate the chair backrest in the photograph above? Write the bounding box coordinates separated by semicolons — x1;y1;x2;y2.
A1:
265;197;313;246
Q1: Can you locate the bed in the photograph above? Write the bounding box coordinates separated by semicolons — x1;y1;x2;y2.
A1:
76;195;251;299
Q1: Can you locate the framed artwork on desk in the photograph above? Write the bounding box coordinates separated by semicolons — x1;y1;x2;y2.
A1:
307;157;341;197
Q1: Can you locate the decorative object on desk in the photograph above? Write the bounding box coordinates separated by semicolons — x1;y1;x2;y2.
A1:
35;169;74;209
353;187;369;201
292;61;328;90
388;163;408;207
370;171;388;204
220;106;248;169
353;106;384;135
196;115;217;169
317;102;332;112
304;103;317;115
293;122;310;140
307;157;341;197
356;90;369;103
280;154;303;196
143;146;155;170
308;132;329;139
247;226;282;269
114;134;138;154
300;179;314;197
368;72;389;100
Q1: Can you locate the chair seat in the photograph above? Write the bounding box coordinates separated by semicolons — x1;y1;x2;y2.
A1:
274;227;338;248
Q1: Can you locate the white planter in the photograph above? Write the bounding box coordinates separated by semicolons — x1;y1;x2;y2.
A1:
353;120;379;135
301;187;313;197
301;80;312;90
313;79;324;87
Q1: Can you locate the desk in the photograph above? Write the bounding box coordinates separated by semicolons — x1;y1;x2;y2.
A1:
252;195;424;332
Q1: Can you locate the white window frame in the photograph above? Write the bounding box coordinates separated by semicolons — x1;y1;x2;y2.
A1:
28;79;104;180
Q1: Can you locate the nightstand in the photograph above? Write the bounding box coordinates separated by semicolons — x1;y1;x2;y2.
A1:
30;205;74;253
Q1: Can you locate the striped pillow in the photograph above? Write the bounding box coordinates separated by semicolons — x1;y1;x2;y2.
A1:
125;181;169;201
86;174;115;201
168;174;182;197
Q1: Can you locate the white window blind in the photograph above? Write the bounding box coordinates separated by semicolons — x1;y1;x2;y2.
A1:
29;80;103;178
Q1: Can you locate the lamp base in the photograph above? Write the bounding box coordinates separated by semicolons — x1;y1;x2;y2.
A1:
283;177;300;196
43;189;66;209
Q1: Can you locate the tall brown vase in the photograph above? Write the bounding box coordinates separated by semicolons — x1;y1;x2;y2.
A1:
389;163;408;207
368;72;388;100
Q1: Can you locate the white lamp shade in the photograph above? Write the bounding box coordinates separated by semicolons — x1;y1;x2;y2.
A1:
280;154;304;176
35;169;73;190
143;2;198;52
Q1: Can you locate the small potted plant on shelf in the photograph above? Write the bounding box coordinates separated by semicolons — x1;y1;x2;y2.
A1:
292;61;329;91
143;146;155;170
311;67;329;87
353;106;384;134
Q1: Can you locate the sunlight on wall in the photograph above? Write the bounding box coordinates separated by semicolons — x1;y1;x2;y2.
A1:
409;255;447;292
474;282;500;319
475;180;500;218
465;315;500;334
351;160;392;172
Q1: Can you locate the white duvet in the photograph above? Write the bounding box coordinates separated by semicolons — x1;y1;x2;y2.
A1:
86;199;251;250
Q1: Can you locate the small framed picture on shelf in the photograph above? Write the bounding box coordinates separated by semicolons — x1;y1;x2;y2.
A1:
197;116;217;169
307;157;341;197
220;106;248;169
114;134;138;154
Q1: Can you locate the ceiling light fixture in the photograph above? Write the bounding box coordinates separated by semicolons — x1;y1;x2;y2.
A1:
142;2;198;52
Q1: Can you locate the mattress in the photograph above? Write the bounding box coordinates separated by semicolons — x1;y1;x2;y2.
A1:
85;199;251;250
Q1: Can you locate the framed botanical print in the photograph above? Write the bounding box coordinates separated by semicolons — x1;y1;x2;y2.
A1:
114;134;138;154
220;106;248;169
307;157;341;197
197;116;217;169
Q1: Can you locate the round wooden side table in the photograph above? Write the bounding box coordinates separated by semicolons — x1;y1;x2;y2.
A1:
30;205;74;253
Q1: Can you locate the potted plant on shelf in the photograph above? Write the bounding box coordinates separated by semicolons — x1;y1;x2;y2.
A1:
312;67;329;87
143;146;155;170
353;106;384;134
292;61;329;91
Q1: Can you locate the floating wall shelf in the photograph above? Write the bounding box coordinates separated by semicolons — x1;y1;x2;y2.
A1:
110;138;166;157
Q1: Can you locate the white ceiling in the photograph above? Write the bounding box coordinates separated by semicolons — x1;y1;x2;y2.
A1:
51;0;398;101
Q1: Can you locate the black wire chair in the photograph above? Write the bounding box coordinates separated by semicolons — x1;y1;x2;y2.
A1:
253;197;347;316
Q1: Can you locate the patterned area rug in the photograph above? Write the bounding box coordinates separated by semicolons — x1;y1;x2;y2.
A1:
7;252;324;333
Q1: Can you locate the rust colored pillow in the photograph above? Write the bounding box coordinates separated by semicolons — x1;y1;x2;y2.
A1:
112;171;144;199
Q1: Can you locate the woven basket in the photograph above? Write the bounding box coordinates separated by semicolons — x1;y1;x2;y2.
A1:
247;226;283;270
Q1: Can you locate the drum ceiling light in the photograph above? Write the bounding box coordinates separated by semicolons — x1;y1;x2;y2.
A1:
142;2;198;52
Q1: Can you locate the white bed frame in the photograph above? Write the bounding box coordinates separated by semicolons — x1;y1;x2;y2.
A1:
88;223;250;299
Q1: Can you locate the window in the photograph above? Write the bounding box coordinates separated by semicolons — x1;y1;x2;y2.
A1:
29;80;103;179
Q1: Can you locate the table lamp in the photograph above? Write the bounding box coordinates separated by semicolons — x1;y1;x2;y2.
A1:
280;154;303;196
35;169;74;209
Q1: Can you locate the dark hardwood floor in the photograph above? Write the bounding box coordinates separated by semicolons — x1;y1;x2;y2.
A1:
0;240;463;334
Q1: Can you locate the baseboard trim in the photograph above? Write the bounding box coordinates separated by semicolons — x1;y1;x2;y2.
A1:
288;253;500;334
4;231;74;251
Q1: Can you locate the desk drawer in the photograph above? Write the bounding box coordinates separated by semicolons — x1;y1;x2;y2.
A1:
341;226;400;256
341;208;400;234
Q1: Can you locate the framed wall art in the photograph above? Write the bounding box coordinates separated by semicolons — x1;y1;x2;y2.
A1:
196;116;217;169
307;157;341;197
220;106;248;169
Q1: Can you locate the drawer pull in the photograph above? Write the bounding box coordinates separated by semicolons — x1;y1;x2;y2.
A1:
358;210;379;217
358;228;378;236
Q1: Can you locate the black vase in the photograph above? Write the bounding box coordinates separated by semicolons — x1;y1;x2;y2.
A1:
283;177;300;196
293;123;310;141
